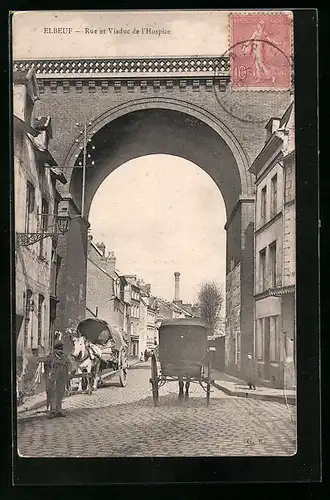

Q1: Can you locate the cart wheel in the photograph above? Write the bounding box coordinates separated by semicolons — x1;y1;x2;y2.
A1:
206;382;211;406
151;354;159;406
119;349;128;387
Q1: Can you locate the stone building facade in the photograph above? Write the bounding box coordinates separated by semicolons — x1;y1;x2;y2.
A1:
249;98;295;389
14;67;66;392
86;237;124;330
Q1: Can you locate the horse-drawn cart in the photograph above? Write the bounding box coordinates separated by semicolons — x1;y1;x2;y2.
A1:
71;318;129;392
149;318;215;406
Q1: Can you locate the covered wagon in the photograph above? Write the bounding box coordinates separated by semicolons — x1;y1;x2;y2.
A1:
77;318;129;387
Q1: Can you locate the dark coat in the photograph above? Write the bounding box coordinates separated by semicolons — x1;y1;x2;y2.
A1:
246;357;258;384
39;350;70;405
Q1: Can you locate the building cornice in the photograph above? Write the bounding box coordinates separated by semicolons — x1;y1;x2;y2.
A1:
224;195;255;231
269;285;295;297
255;211;283;236
254;285;295;300
13;56;229;78
13;57;230;93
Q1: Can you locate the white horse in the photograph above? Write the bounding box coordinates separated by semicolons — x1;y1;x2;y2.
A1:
71;336;102;394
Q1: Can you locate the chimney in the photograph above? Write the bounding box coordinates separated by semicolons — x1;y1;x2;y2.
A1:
106;251;116;272
96;241;106;257
174;272;180;302
146;284;151;294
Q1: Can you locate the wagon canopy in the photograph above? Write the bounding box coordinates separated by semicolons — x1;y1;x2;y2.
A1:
158;318;208;377
77;318;127;351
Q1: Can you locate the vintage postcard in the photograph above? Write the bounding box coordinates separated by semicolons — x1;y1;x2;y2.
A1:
12;9;299;462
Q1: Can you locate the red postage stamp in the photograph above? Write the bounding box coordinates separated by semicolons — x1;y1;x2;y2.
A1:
230;12;292;90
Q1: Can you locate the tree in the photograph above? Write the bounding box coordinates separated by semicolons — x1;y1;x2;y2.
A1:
197;281;224;336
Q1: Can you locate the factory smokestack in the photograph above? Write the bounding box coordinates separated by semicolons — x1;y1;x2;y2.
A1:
174;272;180;302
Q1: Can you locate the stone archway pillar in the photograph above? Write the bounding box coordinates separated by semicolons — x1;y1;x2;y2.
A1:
55;197;89;335
225;195;255;378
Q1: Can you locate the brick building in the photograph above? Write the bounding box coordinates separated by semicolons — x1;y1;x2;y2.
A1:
14;67;66;392
249;98;295;389
86;237;125;332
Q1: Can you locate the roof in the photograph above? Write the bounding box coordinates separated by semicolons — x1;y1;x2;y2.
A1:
50;167;67;184
13;115;39;137
156;297;193;317
160;318;206;328
27;133;58;166
140;297;149;307
280;102;294;128
248;133;283;176
88;252;117;281
13;67;39;101
249;100;295;177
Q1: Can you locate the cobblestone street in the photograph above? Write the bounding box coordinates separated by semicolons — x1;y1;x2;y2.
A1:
17;363;296;457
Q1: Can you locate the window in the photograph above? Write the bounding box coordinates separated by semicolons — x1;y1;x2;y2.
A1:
39;198;49;257
269;242;277;288
260;186;267;224
270;316;279;361
256;319;264;359
259;248;267;292
270;174;278;218
24;289;33;347
25;182;35;233
37;294;45;346
284;160;295;203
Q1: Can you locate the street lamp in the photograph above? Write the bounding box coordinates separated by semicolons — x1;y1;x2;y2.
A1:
56;206;71;233
16;207;72;247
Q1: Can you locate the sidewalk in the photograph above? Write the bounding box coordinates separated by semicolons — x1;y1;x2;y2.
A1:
211;369;296;405
17;357;141;416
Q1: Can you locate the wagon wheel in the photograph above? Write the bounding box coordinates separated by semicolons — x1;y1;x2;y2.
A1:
151;354;159;406
118;348;128;387
206;353;212;406
206;382;211;406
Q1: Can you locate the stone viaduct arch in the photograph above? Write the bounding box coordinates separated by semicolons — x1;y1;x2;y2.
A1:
66;98;251;218
14;56;291;375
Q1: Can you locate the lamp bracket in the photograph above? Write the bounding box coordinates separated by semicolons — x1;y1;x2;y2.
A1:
16;231;61;247
16;232;58;247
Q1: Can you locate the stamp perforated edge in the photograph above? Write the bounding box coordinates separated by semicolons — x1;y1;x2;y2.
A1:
228;10;294;92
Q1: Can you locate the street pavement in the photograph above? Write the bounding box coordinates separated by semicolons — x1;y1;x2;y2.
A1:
17;362;296;457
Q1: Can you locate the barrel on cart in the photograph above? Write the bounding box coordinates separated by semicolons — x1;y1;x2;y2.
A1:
149;318;215;406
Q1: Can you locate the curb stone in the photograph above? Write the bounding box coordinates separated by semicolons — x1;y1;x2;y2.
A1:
17;359;141;415
212;381;296;405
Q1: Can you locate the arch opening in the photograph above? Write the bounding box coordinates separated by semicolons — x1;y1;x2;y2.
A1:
88;154;227;304
68;106;246;220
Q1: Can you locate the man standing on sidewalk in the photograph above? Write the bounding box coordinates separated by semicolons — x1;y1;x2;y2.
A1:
40;339;70;418
246;353;258;390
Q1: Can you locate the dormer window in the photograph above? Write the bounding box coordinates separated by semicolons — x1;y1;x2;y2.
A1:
265;118;281;141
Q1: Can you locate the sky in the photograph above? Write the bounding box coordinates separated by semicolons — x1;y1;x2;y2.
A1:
12;10;230;59
88;155;226;304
